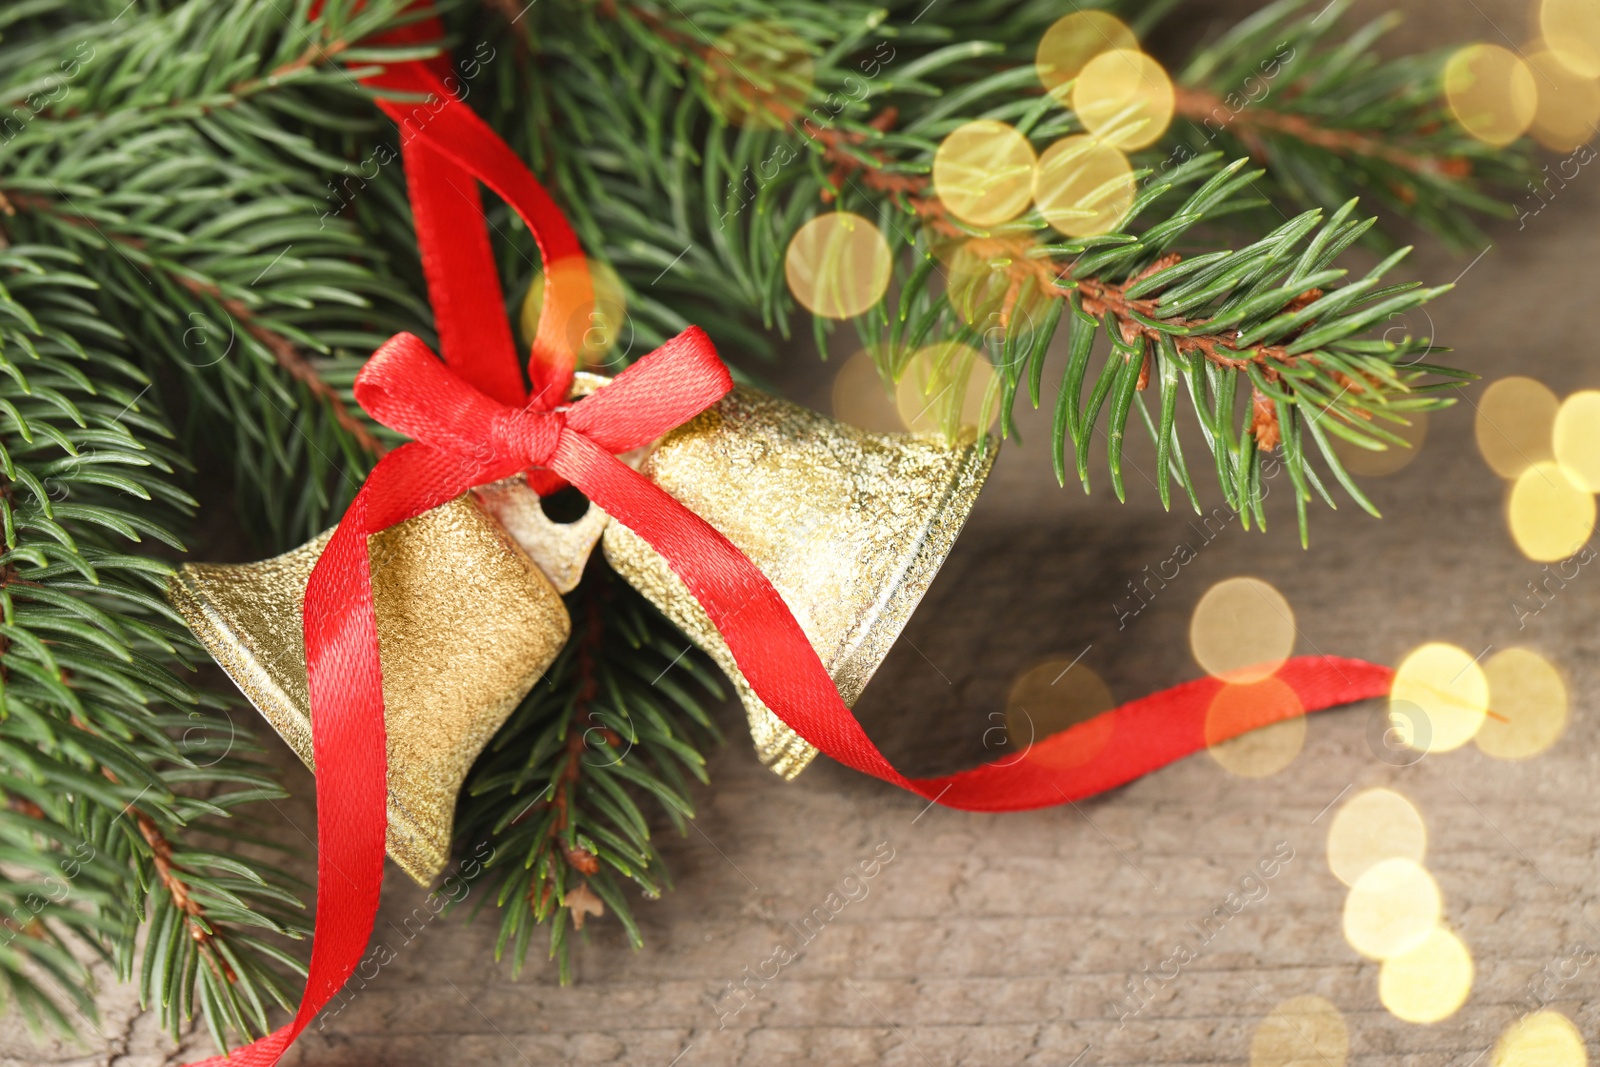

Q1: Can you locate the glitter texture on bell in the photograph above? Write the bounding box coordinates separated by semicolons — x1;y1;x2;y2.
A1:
166;497;571;885
602;386;994;779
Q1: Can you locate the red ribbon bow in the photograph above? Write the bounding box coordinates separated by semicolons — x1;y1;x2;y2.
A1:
186;30;1396;1067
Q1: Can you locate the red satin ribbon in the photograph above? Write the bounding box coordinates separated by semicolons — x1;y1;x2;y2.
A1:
187;31;1396;1066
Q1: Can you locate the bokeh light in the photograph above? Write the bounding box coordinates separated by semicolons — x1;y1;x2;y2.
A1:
1189;577;1296;683
520;257;628;370
939;236;1051;331
1527;48;1600;152
1553;390;1600;491
1326;788;1428;888
1073;48;1175;149
1493;1010;1588;1067
1389;642;1490;753
1508;462;1595;562
1035;11;1139;103
1476;376;1559;479
1249;995;1349;1067
1204;677;1306;778
1541;0;1600;78
894;341;999;433
1444;43;1538;147
1034;136;1137;237
1332;411;1428;477
932;120;1037;227
831;349;902;433
1478;647;1569;760
1007;659;1116;770
702;21;814;130
1343;857;1442;960
1378;926;1474;1024
785;213;893;319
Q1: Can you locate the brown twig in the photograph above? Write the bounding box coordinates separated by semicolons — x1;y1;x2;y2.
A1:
3;189;386;459
174;277;387;458
1173;87;1472;180
527;587;610;918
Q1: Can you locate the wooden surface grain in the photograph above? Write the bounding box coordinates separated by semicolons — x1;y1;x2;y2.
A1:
9;0;1600;1062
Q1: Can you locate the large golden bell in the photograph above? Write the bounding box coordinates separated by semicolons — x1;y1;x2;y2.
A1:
602;386;994;779
167;496;570;885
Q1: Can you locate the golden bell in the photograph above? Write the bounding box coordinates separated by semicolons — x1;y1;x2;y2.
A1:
167;496;571;885
602;386;995;779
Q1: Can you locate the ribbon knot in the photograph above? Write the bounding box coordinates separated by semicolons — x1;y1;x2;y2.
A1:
489;407;564;469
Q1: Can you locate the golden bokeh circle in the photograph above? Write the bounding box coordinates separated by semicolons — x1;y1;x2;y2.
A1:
520;257;627;370
1444;43;1538;147
1342;857;1442;960
1204;677;1306;778
1553;389;1600;492
1378;926;1474;1024
1034;136;1136;237
1493;1010;1589;1067
1478;647;1569;760
1527;49;1600;152
1542;0;1600;79
1390;642;1490;753
785;213;893;320
1006;659;1116;770
894;341;999;433
702;21;814;130
1249;995;1350;1067
1189;577;1296;684
1327;788;1428;888
939;236;1051;332
1509;462;1596;563
1476;376;1559;479
1333;411;1428;477
831;349;902;433
1073;48;1175;149
932;120;1038;227
1035;11;1139;103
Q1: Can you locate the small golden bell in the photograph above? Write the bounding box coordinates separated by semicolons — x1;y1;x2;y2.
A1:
602;386;994;779
167;497;571;885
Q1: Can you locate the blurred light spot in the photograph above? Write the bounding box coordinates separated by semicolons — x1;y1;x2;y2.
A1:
1509;462;1595;563
1249;995;1349;1067
1493;1010;1589;1067
933;120;1038;227
1527;48;1600;151
1390;643;1490;753
1476;376;1559;479
1444;44;1538;147
1327;788;1428;888
1073;49;1175;149
894;341;999;433
1478;647;1569;760
521;257;628;370
1542;0;1600;78
1343;857;1442;960
939;236;1051;332
831;349;902;433
785;213;892;319
1034;136;1136;237
1189;577;1296;683
1333;411;1428;477
1553;390;1600;492
1204;677;1306;778
1378;926;1474;1023
1035;11;1139;103
703;22;814;130
1007;659;1116;770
